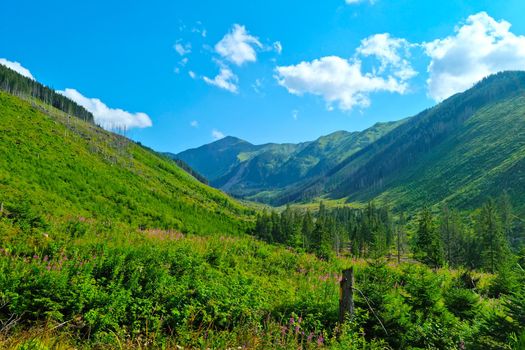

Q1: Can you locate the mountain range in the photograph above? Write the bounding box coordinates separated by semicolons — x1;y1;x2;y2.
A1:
171;71;525;213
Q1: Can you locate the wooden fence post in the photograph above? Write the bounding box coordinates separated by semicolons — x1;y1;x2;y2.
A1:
339;267;354;323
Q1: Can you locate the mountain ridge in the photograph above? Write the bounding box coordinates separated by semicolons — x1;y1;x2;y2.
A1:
174;71;525;213
169;120;404;201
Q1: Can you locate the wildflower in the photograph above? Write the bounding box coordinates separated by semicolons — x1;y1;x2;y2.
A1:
289;317;295;325
294;325;300;335
307;332;314;343
317;335;324;346
43;255;49;262
33;254;38;259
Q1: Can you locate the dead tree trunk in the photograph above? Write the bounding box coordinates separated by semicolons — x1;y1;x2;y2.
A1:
339;267;354;323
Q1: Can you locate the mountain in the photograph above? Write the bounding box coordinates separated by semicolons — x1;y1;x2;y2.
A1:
169;120;404;202
0;88;252;236
276;71;525;212
175;71;525;214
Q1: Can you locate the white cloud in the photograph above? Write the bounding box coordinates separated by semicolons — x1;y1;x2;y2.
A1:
273;41;283;54
203;66;239;93
0;58;35;80
292;109;299;120
212;129;225;140
424;12;525;101
190;120;199;127
276;56;409;111
215;24;263;66
58;88;152;130
174;42;191;56
191;21;207;37
188;71;196;79
275;33;416;111
357;33;417;80
276;32;416;111
345;0;376;4
252;78;263;93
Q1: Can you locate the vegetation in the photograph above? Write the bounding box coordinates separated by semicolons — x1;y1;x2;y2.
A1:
171;121;403;201
0;64;94;123
0;91;252;236
1;206;524;349
178;71;525;215
1;68;525;349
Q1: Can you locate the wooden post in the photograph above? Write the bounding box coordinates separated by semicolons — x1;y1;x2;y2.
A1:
339;267;354;323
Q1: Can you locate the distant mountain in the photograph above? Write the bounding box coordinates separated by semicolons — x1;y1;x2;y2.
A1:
175;71;525;213
168;121;404;201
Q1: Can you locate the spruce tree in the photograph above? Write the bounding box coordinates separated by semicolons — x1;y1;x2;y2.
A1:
478;199;509;273
415;208;444;268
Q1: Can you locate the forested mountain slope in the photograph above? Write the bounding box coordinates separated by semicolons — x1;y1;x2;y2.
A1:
171;120;403;201
286;71;525;212
0;91;252;235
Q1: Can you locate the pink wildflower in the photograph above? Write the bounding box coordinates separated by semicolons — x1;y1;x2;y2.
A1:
317;335;324;346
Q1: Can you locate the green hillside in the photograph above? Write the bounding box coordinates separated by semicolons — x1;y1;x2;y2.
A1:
373;95;525;212
172;121;403;202
0;64;94;123
272;71;525;212
0;73;524;350
0;91;252;235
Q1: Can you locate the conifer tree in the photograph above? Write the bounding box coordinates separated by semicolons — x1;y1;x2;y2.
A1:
478;199;509;273
415;208;444;268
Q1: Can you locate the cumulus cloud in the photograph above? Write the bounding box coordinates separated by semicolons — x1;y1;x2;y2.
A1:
212;129;225;140
276;56;408;110
424;12;525;101
275;34;415;111
203;66;239;93
357;33;417;80
0;58;35;80
215;24;263;66
58;88;152;130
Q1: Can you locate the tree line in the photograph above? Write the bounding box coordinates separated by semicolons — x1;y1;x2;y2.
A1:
253;202;400;260
0;64;94;123
253;192;524;275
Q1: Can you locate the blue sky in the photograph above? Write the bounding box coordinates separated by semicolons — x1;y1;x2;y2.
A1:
2;0;525;153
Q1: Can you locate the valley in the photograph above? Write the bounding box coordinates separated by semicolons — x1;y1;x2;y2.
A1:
1;49;524;349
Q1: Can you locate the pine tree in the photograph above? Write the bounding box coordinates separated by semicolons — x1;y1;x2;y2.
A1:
415;208;444;268
301;210;314;250
478;199;509;273
439;205;463;267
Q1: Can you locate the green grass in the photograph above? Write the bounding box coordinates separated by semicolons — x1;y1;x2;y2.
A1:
370;95;525;213
0;92;252;235
1;90;524;349
1;214;512;349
